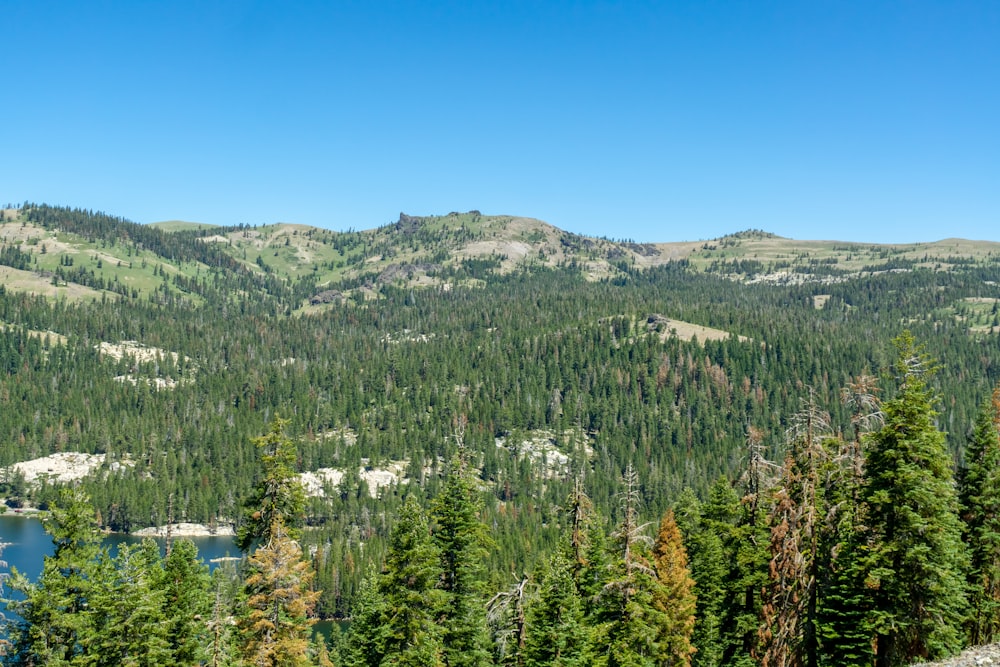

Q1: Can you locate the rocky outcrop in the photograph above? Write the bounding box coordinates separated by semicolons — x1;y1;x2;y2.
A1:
377;263;440;283
916;645;1000;667
395;213;423;234
309;289;343;305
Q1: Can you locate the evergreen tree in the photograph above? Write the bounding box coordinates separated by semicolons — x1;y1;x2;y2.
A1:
378;496;447;666
237;420;320;667
238;520;320;667
651;509;697;667
593;464;665;667
863;332;970;667
161;539;213;665
760;393;830;667
86;540;172;665
960;384;1000;645
674;487;728;667
5;488;104;666
341;568;387;667
720;429;775;667
815;375;882;667
433;453;494;667
814;502;871;667
564;478;611;613
237;416;307;551
522;551;590;667
207;560;244;667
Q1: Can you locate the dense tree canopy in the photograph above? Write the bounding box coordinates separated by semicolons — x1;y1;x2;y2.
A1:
3;206;1000;665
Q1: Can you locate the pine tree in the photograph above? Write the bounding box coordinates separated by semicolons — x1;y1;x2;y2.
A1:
239;520;320;667
487;576;530;667
651;509;697;667
237;419;320;667
378;496;447;666
863;332;970;667
161;538;213;665
760;392;830;667
522;551;590;667
564;477;611;613
205;558;244;667
433;453;494;667
720;429;775;667
674;487;728;667
340;568;387;667
237;416;307;551
815;374;882;667
960;384;1000;645
86;540;172;665
5;488;104;666
593;464;665;667
814;501;871;667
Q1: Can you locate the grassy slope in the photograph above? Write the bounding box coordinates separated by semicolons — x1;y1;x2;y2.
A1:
149;220;221;232
3;208;1000;333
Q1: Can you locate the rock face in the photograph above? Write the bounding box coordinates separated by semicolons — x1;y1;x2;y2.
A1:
647;314;670;330
309;289;342;305
8;453;120;485
395;213;423;234
915;645;1000;667
132;522;235;537
376;263;440;283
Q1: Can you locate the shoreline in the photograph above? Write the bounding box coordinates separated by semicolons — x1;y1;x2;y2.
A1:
1;504;235;538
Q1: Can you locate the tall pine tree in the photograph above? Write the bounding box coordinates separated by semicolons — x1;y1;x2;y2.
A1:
237;416;307;552
238;520;320;667
814;378;880;667
433;452;494;667
378;496;447;666
522;550;591;667
960;384;1000;645
760;392;830;667
651;509;697;667
719;429;775;667
674;486;728;667
593;464;665;667
5;488;104;666
863;332;969;667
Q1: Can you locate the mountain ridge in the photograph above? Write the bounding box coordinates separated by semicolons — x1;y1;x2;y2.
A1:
5;205;1000;312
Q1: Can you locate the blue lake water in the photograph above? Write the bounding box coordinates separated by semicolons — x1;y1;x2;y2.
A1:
0;513;241;582
0;514;338;641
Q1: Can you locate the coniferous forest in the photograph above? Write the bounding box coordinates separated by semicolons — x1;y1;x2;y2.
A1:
2;204;1000;665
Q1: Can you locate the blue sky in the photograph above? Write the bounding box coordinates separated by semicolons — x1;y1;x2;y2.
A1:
3;1;997;243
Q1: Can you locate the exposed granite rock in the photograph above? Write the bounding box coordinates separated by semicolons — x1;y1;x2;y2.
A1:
395;212;425;234
309;289;342;305
625;242;659;257
916;645;1000;667
377;263;440;283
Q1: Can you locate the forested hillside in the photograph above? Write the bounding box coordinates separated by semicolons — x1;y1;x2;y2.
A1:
3;204;1000;665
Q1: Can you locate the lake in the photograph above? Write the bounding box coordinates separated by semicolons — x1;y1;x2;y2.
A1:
0;513;241;582
0;513;338;642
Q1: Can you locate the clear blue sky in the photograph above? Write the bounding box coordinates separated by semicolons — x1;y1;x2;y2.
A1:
3;1;997;243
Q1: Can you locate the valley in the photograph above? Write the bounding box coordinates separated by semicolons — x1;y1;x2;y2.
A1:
2;203;1000;664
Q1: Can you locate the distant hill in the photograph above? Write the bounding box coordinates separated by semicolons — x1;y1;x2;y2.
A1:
3;206;999;313
149;220;220;232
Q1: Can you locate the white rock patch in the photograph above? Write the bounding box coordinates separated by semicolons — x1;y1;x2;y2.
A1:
300;461;407;498
8;452;131;485
132;522;235;537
